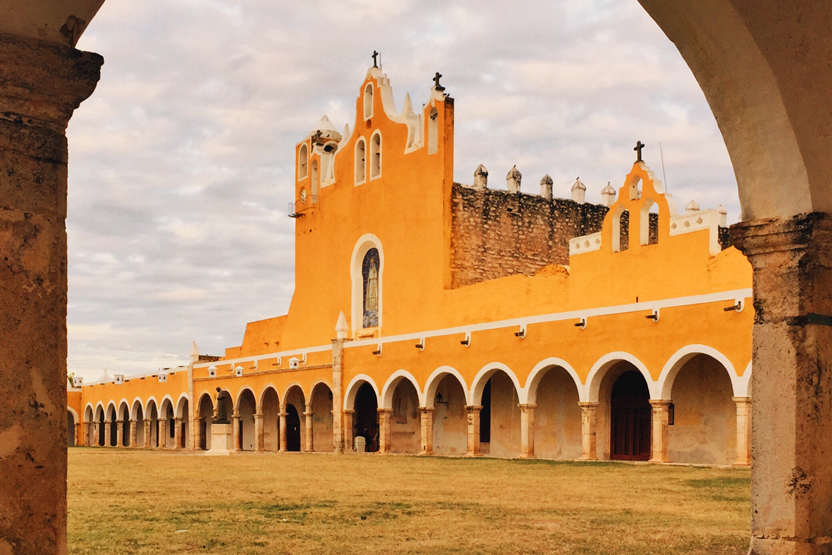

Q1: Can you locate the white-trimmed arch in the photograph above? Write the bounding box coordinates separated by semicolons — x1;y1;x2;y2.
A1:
369;129;382;180
94;401;105;419
144;396;159;418
585;351;658;402
175;392;190;419
344;374;379;411
657;344;740;399
380;370;424;409
159;394;175;418
735;361;752;398
67;406;79;426
523;357;583;404
280;381;306;408
258;383;280;408
424;366;469;408
105;400;117;419
117;398;130;420
471;362;522;406
130;397;144;419
350;233;384;334
308;379;333;403
235;386;257;410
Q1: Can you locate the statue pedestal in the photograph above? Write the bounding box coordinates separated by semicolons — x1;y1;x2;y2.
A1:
205;423;232;456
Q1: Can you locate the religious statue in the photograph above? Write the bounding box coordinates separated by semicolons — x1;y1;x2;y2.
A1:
363;249;380;328
215;388;229;424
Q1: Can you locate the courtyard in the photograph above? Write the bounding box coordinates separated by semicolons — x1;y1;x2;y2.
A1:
68;448;750;554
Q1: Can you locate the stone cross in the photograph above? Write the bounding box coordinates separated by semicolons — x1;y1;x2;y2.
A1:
372;51;379;68
634;140;645;162
433;72;445;91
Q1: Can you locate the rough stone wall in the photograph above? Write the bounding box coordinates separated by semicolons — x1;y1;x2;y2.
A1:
450;184;608;288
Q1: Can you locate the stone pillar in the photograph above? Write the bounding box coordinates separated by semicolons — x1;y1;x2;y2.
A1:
0;31;102;553
278;410;288;453
332;339;345;453
83;423;91;447
732;214;832;555
104;420;111;446
733;397;752;467
648;400;671;463
519;404;536;459
129;419;137;448
143;421;151;449
419;407;434;455
173;418;182;450
578;402;598;461
254;411;264;452
93;422;99;446
190;416;199;450
232;412;241;452
343;410;355;452
304;404;313;453
378;409;392;454
466;405;482;457
158;419;167;449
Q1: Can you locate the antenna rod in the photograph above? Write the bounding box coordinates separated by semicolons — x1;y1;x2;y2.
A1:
659;142;668;192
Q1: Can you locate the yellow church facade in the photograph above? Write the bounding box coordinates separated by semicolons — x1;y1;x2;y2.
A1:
68;63;754;467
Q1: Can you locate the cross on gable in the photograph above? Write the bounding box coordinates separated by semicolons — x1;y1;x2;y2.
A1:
634;140;646;162
372;51;378;68
433;72;445;91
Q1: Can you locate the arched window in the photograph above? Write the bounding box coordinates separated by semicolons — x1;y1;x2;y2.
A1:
364;83;374;120
355;139;366;184
612;207;629;252
641;200;659;245
298;143;308;180
362;248;380;328
311;160;319;196
370;132;381;179
428;107;438;155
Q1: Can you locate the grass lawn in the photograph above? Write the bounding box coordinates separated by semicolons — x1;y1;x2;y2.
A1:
68;448;750;554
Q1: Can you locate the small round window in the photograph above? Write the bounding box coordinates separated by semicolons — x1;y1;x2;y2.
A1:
300;188;307;203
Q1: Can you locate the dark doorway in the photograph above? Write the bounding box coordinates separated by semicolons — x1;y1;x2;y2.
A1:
479;380;492;443
97;415;105;446
122;417;130;447
200;420;207;450
610;370;651;460
354;382;379;452
286;405;302;452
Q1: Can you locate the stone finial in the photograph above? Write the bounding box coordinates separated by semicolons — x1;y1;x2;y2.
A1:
571;177;586;204
601;182;616;206
540;174;553;200
686;200;700;213
718;204;727;227
506;165;522;193
190;341;200;363
402;93;415;115
473;165;488;190
335;311;349;339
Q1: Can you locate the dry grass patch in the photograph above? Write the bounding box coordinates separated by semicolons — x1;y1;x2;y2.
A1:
68;448;749;554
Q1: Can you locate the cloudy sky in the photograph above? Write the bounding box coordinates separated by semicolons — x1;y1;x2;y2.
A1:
67;0;738;379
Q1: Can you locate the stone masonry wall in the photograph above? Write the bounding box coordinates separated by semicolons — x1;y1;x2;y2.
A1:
450;184;608;288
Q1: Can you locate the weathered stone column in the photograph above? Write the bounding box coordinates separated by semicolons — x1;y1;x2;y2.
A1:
104;420;112;446
254;411;264;452
231;412;241;451
733;397;752;468
158;419;167;449
578;402;598;460
83;422;91;447
419;407;434;455
143;420;151;449
278;410;288;453
129;419;137;448
466;405;482;457
0;31;102;554
173;418;182;450
732;214;832;554
74;422;82;446
648;400;671;463
378;408;392;454
519;404;536;459
343;409;355;452
190;416;199;450
332;338;345;453
93;422;100;446
304;404;313;453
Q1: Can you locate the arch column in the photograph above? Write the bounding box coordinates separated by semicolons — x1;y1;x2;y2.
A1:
158;419;167;449
304;404;313;453
732;214;832;553
173;418;182;450
129;419;137;448
83;423;91;447
519;404;536;459
116;420;124;447
578;402;598;461
190;415;199;450
466;405;482;457
143;421;151;449
648;400;671;463
733;397;752;467
103;420;111;446
254;411;264;452
343;410;354;452
419;407;434;455
278;409;288;453
232;412;241;452
378;408;392;454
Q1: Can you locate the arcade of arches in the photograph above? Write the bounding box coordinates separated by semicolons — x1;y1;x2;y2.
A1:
1;1;829;554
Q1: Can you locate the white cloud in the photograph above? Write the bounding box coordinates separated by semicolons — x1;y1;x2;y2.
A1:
67;0;738;378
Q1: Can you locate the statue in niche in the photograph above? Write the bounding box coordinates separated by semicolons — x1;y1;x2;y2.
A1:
215;388;229;424
362;248;379;328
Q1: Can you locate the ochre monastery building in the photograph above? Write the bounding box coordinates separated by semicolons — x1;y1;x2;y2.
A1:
67;62;754;467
